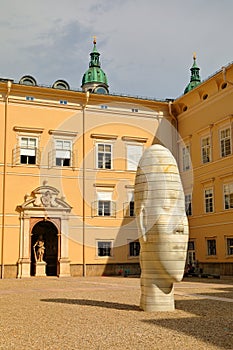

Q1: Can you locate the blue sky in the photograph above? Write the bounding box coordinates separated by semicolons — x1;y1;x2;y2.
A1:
1;0;233;99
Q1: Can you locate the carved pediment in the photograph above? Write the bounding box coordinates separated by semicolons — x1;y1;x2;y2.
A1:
16;183;72;212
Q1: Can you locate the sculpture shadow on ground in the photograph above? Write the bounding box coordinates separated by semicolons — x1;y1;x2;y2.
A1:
41;298;140;311
142;298;233;350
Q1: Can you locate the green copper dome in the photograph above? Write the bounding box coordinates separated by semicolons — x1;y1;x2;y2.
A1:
184;53;201;94
81;38;109;94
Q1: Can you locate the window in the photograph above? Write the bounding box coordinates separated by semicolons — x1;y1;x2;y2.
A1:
20;137;37;164
182;145;191;171
95;191;115;217
187;241;195;265
55;140;72;166
185;194;192;216
224;183;233;209
127;144;143;171
97;241;112;257
97;143;112;169
227;238;233;255
201;136;211;163
205;188;214;213
98;201;111;216
220;127;231;157
207;239;216;256
129;241;140;257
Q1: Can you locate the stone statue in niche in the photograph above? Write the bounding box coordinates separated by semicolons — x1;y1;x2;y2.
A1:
33;235;45;262
134;144;189;311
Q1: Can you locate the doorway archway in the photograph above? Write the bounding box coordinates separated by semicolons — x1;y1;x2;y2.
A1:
31;220;58;276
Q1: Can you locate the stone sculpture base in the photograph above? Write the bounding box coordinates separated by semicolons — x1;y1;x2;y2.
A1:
140;282;175;312
35;261;47;277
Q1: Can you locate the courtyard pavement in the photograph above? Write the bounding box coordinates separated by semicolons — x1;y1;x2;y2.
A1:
0;276;233;350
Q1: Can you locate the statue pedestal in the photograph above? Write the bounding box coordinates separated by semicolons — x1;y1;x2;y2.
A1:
35;261;47;277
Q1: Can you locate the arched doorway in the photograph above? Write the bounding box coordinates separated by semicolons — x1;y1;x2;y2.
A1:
31;220;58;276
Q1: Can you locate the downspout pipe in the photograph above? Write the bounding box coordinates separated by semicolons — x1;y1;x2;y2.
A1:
1;80;12;279
82;91;89;277
222;66;233;86
168;101;178;159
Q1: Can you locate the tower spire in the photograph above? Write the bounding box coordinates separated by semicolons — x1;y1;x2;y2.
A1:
184;53;201;94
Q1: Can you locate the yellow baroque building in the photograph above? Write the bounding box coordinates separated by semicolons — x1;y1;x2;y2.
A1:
0;41;233;278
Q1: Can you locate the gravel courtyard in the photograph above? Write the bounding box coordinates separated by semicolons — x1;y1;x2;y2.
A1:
0;276;233;350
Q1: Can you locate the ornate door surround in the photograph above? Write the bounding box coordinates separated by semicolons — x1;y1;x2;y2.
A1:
16;182;72;278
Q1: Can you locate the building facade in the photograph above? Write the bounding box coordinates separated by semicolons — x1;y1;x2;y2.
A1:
0;41;233;278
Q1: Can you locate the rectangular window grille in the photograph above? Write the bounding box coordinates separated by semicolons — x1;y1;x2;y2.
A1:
224;183;233;209
182;145;191;171
207;239;216;256
20;137;37;164
185;194;192;216
97;143;112;169
205;188;213;213
55;140;71;166
129;241;140;257
227;238;233;255
97;241;112;257
201;136;211;163
220;128;231;157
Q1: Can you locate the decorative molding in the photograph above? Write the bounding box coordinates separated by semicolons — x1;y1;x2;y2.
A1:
90;133;118;140
13;126;44;134
93;183;115;188
122;136;147;143
48;130;78;137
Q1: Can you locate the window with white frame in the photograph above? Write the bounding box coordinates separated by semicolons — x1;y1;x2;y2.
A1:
205;188;214;213
182;145;191;171
124;191;135;217
55;139;72;166
224;183;233;210
185;194;192;216
129;241;140;257
220;127;231;157
207;239;216;256
201;136;211;163
126;144;143;171
97;191;113;217
187;241;195;265
20;137;38;164
97;143;112;169
227;238;233;255
97;241;112;257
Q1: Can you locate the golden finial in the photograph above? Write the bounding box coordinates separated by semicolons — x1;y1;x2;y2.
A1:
93;36;97;45
193;52;196;60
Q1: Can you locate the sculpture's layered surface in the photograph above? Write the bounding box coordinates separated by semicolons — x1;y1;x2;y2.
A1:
134;144;189;311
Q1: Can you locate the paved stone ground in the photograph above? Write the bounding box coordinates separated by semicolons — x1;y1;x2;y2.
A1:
0;276;233;350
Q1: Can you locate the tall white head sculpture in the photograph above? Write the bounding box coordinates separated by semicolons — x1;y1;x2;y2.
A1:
134;144;189;311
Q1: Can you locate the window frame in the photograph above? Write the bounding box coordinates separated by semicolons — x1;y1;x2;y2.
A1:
201;135;211;164
126;143;144;171
97;240;113;257
96;142;113;170
207;238;217;256
223;183;233;210
182;144;191;171
219;126;232;158
226;237;233;256
19;136;38;165
185;193;192;216
204;187;214;213
128;240;140;258
54;139;72;167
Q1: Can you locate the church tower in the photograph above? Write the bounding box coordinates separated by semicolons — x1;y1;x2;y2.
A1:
81;37;109;94
184;53;201;94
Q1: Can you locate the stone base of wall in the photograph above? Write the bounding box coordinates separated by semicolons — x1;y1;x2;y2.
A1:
199;262;233;277
1;265;18;278
70;263;141;277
